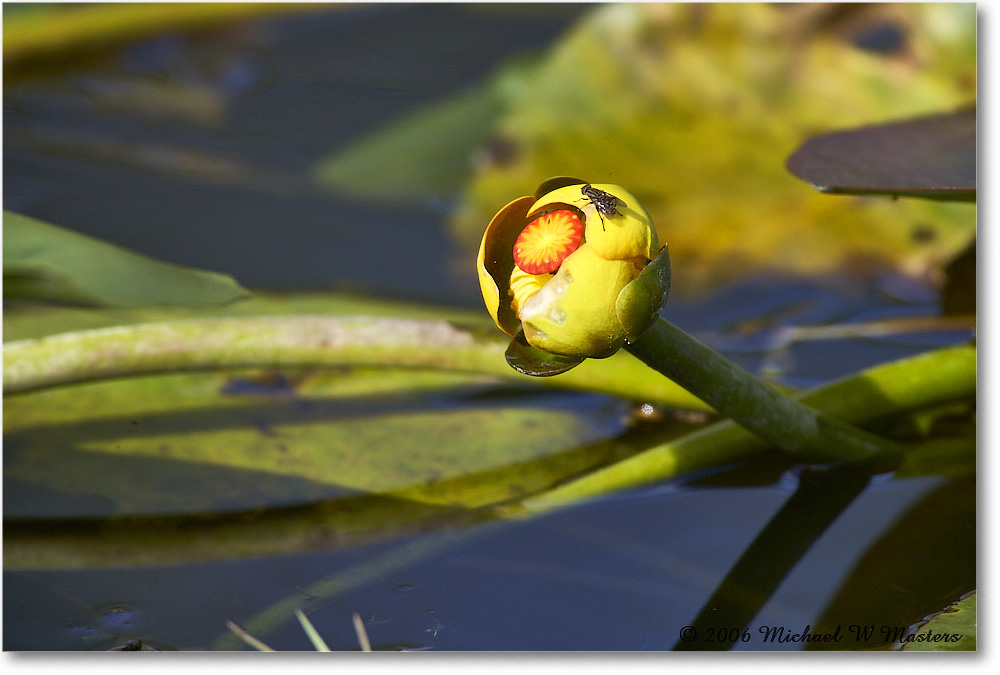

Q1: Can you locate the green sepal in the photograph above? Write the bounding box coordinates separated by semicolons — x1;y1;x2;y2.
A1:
505;329;585;377
616;244;671;343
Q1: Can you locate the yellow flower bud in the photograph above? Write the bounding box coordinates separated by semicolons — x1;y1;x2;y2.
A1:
477;179;669;367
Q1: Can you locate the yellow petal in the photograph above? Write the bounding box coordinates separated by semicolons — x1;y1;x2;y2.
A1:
509;266;553;316
519;243;640;358
478;195;534;335
528;183;659;262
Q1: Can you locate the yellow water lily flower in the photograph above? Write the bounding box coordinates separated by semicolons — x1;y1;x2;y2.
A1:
477;178;669;363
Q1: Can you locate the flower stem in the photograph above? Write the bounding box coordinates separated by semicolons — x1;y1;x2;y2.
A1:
2;315;708;409
625;318;904;465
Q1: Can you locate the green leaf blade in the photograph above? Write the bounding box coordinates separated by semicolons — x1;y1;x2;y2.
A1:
3;210;250;307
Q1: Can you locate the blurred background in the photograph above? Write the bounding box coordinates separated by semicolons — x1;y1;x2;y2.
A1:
5;3;593;306
4;3;976;306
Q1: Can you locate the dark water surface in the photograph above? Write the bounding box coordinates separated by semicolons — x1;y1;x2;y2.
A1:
3;4;974;651
4;4;589;306
5;474;956;651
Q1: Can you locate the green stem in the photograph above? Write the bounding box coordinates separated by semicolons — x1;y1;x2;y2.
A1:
2;315;706;409
2;316;487;394
625;318;903;465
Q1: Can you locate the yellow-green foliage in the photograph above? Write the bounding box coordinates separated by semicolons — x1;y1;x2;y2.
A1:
455;3;976;296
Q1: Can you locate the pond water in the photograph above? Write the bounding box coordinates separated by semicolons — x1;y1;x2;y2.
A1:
3;4;975;651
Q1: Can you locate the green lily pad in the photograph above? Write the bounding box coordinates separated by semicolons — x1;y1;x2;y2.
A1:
3;367;617;520
4;359;633;569
901;592;976;651
786;109;976;202
3;211;250;307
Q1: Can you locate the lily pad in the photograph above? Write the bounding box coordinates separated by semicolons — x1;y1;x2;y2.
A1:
901;591;976;651
3;367;619;520
3;211;250;307
786;109;976;202
3;361;634;569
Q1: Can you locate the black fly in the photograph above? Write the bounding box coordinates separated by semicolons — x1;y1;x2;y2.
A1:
580;184;625;230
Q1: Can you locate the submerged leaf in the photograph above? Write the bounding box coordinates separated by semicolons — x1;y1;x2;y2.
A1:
314;82;506;201
3;211;249;307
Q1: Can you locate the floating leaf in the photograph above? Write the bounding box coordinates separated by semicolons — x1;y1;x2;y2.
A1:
901;592;976;651
3;210;250;307
3;363;630;568
4;369;619;519
786;109;976;202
